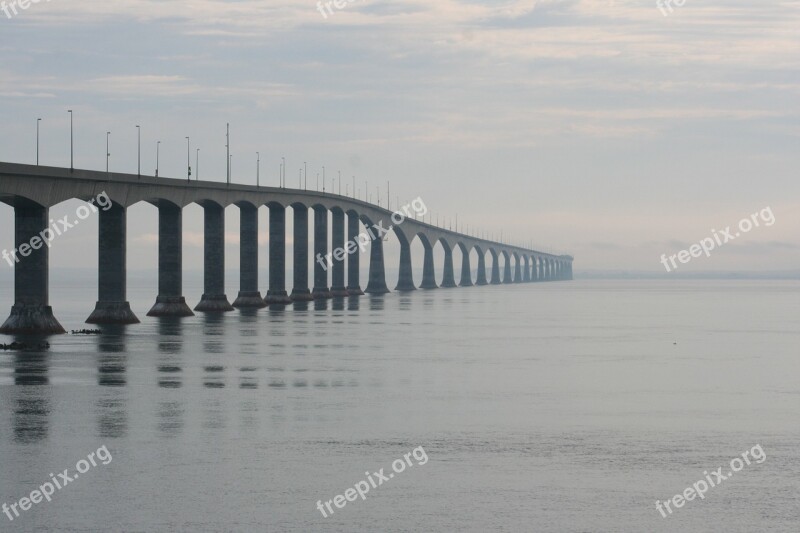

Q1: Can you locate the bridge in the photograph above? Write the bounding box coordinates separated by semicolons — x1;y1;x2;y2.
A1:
0;162;573;335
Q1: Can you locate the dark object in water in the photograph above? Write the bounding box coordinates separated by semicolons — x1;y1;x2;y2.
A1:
0;341;51;351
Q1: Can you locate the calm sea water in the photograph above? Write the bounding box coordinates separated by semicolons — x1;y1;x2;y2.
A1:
1;280;798;532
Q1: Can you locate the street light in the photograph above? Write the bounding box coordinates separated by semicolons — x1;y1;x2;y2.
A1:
186;137;191;182
304;161;307;190
229;154;233;183
226;123;230;184
67;110;73;171
281;156;285;188
136;125;140;177
36;118;41;165
338;171;341;195
106;131;111;172
156;141;160;177
322;166;325;193
256;152;260;187
196;148;200;181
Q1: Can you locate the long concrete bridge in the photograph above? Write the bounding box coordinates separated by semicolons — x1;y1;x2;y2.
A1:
0;162;573;334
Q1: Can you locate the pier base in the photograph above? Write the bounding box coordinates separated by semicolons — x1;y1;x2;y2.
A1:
0;305;65;335
86;302;139;325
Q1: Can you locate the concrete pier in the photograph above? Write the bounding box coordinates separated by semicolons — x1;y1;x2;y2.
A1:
395;239;416;291
86;203;139;324
503;254;513;284
420;241;437;289
312;206;332;298
476;252;488;285
0;201;65;334
346;213;364;295
523;257;531;282
330;209;348;296
441;246;457;288
195;202;234;312
232;203;265;308
459;248;473;287
290;205;313;301
490;252;502;285
365;230;390;294
265;205;292;304
514;256;522;283
147;201;194;317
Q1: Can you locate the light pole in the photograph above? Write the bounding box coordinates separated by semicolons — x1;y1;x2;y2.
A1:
36;118;41;165
68;110;73;171
186;137;191;182
156;141;160;177
304;161;307;190
338;171;341;195
226;123;230;184
196;148;200;181
281;156;285;188
229;154;233;182
136;125;140;177
322;166;325;193
106;131;111;172
352;175;355;198
256;152;260;187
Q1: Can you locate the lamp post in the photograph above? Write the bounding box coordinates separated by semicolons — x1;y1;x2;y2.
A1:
186;137;190;182
226;123;230;184
68;110;73;171
36;118;41;165
229;154;232;182
322;166;325;193
196;148;200;181
106;131;111;172
136;125;140;177
256;152;260;187
156;141;160;177
338;171;341;195
304;161;307;190
281;156;285;188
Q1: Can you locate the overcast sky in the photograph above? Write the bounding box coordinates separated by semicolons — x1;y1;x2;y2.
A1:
0;0;798;275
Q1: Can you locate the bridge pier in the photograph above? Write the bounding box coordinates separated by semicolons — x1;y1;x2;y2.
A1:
490;252;501;284
195;202;234;312
86;203;139;324
420;241;437;289
523;258;531;282
265;205;292;305
290;205;313;301
441;246;457;288
567;261;573;280
459;249;473;287
330;209;349;296
346;213;364;295
395;239;416;291
147;202;194;317
475;252;488;285
312;206;332;298
548;259;554;281
232;204;265;308
365;231;390;294
0;201;65;334
514;257;522;283
503;254;513;284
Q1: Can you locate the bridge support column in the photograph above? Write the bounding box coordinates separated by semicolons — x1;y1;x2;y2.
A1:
346;213;364;295
503;254;513;284
523;258;531;282
312;206;332;298
459;249;473;287
195;203;234;312
147;202;194;317
365;233;390;294
475;252;488;285
265;205;292;304
290;205;313;301
330;210;348;296
441;246;457;288
548;259;554;281
514;257;522;283
420;242;437;289
0;202;65;334
490;253;501;285
233;204;265;308
395;240;416;291
567;262;573;280
87;203;139;324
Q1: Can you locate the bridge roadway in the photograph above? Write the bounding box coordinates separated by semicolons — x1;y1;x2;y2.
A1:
0;162;573;334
